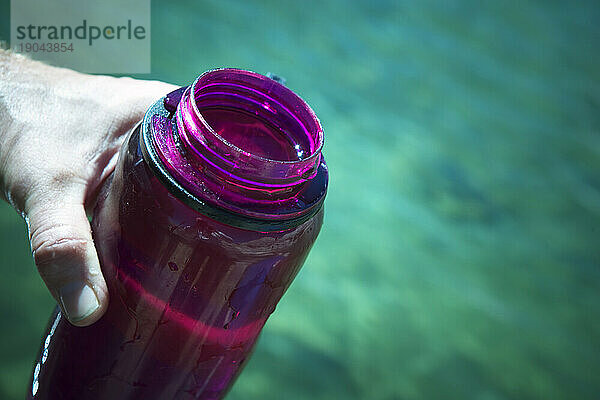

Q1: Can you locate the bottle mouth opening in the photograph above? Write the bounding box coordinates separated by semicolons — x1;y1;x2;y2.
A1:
175;69;324;186
142;69;329;227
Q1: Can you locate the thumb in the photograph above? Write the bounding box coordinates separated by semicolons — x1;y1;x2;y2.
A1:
26;194;108;327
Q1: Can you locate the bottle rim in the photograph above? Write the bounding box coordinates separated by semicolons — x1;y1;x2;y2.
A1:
176;68;324;187
190;68;324;164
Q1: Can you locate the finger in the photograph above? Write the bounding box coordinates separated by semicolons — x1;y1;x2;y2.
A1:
83;79;178;215
26;194;108;327
117;77;178;113
136;79;179;100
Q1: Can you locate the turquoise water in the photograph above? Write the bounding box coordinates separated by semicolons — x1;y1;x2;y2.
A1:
1;0;599;399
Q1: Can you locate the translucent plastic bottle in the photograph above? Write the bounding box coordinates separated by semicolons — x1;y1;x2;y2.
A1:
27;69;328;400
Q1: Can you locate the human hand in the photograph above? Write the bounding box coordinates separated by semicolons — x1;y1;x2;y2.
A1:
0;50;177;326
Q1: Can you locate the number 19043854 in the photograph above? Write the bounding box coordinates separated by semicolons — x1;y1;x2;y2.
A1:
14;42;74;53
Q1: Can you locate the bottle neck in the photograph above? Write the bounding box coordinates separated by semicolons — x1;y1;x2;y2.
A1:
142;69;328;229
175;69;323;189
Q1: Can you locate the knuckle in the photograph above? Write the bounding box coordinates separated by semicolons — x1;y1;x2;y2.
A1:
31;224;89;268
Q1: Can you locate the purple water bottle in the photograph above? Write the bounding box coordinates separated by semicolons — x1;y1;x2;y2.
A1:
27;69;328;399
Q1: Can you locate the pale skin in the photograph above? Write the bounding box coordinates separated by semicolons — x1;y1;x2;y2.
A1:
0;49;177;326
